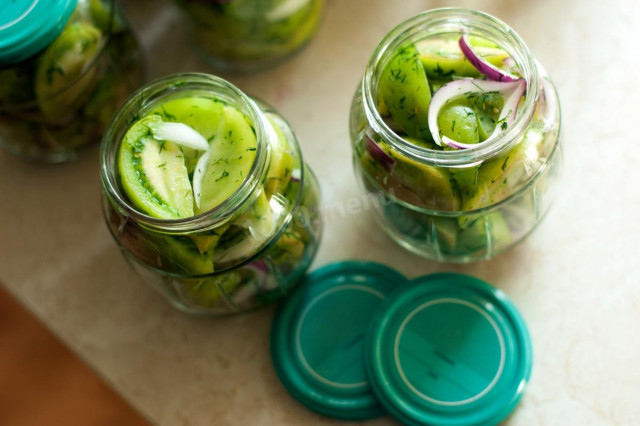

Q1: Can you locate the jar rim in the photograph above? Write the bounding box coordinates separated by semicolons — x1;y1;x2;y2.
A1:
100;72;271;232
362;7;540;167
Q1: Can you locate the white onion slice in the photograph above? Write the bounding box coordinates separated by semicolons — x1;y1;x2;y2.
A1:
459;35;518;82
428;78;526;150
265;0;309;22
192;148;211;209
149;122;209;151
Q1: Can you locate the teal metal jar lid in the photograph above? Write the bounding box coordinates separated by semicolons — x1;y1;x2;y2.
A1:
365;273;532;426
0;0;78;65
270;261;409;420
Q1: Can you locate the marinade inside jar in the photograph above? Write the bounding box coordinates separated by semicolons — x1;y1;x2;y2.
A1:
115;94;314;307
359;33;551;254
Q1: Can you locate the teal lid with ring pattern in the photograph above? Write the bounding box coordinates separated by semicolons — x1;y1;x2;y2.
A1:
270;261;409;420
0;0;78;65
365;272;533;426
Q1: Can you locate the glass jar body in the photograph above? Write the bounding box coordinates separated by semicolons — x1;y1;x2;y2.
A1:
175;0;323;72
101;75;322;315
0;0;144;162
349;10;562;262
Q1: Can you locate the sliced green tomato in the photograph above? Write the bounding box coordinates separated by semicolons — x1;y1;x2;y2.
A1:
195;106;258;214
461;127;543;214
436;88;504;147
35;22;103;123
189;223;231;256
272;231;305;262
264;114;295;198
183;272;242;308
360;140;461;211
450;167;479;200
0;68;33;104
151;97;226;140
88;0;125;33
404;136;439;150
431;217;458;253
150;97;227;174
245;190;276;238
388;147;461;211
154;235;213;275
118;116;194;219
417;36;509;79
456;212;511;253
378;43;432;141
213;190;276;263
438;101;480;144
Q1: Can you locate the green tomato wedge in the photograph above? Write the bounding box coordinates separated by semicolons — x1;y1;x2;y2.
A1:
264;114;295;198
88;0;125;33
151;97;225;140
362;140;461;211
154;235;213;275
150;97;226;174
438;100;480;144
456;212;511;253
436;93;505;201
436;88;504;146
378;43;432;141
189;222;232;260
35;22;103;123
118;115;195;219
183;273;242;308
213;190;275;263
462;127;543;212
194;106;258;214
417;36;509;80
391;155;460;211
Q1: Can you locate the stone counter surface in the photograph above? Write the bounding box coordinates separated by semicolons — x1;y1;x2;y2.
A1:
1;0;639;424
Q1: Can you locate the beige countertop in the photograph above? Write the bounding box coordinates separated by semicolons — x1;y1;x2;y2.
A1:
1;0;639;424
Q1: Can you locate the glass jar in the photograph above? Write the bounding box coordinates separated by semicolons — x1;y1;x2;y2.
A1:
349;9;562;262
174;0;323;72
0;0;144;162
100;73;323;315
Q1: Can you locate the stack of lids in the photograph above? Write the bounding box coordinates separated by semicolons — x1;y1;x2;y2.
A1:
271;261;532;425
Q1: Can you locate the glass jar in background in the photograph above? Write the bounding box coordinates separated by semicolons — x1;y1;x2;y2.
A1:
349;9;562;262
100;73;323;315
174;0;323;72
0;0;144;162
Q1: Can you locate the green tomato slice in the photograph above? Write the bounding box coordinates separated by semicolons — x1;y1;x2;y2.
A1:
194;106;258;214
118;115;195;219
150;97;227;174
264;114;295;198
154;235;213;275
378;43;432;142
183;273;242;308
417;36;509;79
35;22;103;123
457;212;511;253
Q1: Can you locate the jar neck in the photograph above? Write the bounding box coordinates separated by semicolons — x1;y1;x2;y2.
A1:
100;73;270;233
362;8;539;167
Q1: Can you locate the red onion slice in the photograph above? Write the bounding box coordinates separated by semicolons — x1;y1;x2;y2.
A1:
365;136;395;171
428;78;526;150
459;35;518;82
